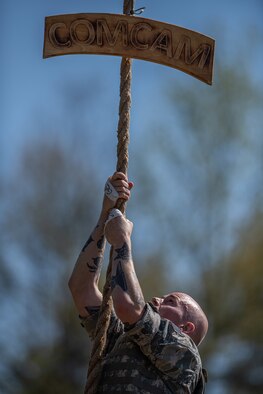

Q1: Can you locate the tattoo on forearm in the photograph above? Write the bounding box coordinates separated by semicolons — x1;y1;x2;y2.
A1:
97;235;105;250
111;261;128;291
82;236;94;252
87;256;102;273
114;242;131;262
85;306;100;315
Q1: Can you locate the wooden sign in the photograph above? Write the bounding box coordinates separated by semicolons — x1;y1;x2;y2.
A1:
43;13;215;85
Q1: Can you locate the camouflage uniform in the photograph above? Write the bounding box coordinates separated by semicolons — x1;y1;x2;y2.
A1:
81;303;202;393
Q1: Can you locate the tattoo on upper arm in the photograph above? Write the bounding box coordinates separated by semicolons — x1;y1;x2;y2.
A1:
85;306;100;315
111;261;128;291
87;256;102;273
82;236;94;252
114;242;131;262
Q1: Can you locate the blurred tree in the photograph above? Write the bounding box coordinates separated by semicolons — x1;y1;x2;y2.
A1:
1;34;262;394
133;62;263;281
2;137;100;393
10;307;90;394
138;253;170;301
204;211;263;393
131;45;263;393
1;134;170;393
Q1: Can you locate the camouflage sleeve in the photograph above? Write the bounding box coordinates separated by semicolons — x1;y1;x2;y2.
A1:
125;303;202;393
79;311;124;354
79;313;100;340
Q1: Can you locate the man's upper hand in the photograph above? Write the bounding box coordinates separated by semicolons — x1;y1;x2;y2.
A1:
105;213;133;247
102;172;133;213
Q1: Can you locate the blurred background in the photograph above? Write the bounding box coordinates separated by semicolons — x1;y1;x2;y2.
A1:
1;0;263;393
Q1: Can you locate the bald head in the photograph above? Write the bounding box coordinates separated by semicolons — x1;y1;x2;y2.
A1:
152;292;208;346
175;292;208;345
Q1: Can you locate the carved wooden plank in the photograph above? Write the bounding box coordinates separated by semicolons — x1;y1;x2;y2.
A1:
43;13;215;85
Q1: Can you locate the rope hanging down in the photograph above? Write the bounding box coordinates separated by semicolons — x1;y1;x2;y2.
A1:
84;1;134;393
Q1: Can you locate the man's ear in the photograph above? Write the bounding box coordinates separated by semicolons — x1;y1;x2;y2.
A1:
181;322;195;334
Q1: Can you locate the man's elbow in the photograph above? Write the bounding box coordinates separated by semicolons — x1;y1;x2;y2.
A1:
114;301;144;325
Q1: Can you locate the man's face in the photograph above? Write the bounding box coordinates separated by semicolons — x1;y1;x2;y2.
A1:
151;292;186;327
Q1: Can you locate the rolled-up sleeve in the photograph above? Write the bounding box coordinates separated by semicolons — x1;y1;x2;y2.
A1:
125;303;202;392
79;313;99;340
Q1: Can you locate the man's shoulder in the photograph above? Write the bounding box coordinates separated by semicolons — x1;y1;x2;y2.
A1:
126;302;202;364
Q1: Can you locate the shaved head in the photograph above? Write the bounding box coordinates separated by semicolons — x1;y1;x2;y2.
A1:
173;292;208;345
152;292;208;346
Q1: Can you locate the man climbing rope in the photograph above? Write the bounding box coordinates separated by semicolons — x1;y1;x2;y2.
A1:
68;171;208;393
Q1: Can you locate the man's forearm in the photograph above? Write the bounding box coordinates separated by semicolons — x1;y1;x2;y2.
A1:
80;212;107;282
111;239;145;324
68;211;107;315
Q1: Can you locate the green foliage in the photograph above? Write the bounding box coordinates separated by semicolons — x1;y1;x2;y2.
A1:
231;225;262;343
138;253;170;301
202;213;263;392
10;307;91;394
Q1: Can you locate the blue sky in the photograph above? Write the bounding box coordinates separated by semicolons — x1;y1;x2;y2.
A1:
1;0;262;174
1;0;261;275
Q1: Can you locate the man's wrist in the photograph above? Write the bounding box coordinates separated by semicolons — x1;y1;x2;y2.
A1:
99;209;110;224
113;237;131;248
112;239;132;262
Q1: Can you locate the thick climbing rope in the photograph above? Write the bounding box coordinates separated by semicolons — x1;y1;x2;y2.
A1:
84;1;134;393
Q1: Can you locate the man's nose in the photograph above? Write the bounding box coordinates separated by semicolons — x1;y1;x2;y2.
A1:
151;297;162;307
